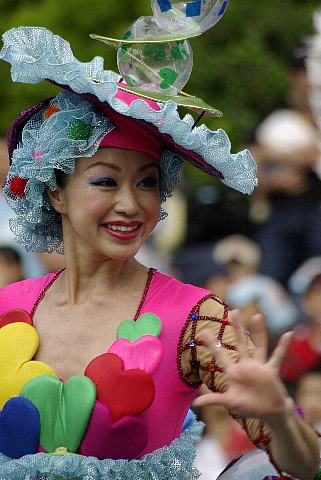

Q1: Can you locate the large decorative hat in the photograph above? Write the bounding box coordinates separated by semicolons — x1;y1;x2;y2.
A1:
0;2;257;253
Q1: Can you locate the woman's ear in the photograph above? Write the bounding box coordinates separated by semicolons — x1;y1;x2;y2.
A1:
46;185;67;214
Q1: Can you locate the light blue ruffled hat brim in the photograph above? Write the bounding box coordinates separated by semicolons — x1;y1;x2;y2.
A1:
1;26;257;195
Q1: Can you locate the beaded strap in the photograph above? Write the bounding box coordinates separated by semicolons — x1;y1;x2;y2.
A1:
134;268;156;321
30;269;65;319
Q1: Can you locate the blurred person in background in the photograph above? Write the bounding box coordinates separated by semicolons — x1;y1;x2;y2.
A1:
0;245;24;288
248;47;321;287
171;241;229;300
213;234;299;353
193;386;255;480
281;257;321;391
294;368;321;431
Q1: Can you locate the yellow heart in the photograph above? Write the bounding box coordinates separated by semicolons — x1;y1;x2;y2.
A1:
0;322;56;409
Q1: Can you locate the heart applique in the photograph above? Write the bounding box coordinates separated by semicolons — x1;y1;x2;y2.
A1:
79;400;148;460
21;374;96;454
117;313;162;342
108;335;163;374
171;41;188;61
143;43;166;62
84;353;155;422
0;322;56;409
0;308;33;329
0;396;40;459
159;68;179;89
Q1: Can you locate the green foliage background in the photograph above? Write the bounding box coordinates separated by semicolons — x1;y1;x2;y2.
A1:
0;0;320;170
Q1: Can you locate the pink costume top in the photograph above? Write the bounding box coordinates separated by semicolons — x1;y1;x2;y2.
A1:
0;268;279;478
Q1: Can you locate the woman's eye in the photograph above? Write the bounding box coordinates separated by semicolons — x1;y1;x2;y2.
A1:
90;177;117;187
139;176;159;188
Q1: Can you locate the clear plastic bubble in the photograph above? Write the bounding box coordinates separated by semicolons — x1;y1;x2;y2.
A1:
150;0;229;35
117;16;193;95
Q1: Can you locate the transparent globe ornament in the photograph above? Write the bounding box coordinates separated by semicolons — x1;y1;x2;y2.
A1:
150;0;229;35
117;16;193;95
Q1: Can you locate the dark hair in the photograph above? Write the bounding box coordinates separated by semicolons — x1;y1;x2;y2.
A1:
55;168;69;188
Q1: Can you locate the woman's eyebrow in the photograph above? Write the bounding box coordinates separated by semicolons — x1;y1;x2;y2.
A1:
138;162;159;173
86;161;121;172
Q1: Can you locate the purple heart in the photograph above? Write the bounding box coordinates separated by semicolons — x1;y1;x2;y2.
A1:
0;397;40;458
79;400;148;460
108;335;163;374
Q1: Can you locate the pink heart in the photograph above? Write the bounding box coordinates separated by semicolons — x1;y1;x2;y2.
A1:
108;335;163;374
78;401;148;460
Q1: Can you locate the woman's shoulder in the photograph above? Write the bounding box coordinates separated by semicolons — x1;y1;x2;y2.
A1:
153;270;212;296
152;270;224;314
0;271;58;315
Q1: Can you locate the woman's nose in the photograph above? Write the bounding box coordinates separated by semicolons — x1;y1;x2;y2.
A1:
114;186;139;215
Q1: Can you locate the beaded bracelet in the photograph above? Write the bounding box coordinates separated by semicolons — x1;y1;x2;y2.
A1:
293;405;306;420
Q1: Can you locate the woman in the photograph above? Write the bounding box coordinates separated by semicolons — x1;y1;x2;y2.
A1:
0;26;319;480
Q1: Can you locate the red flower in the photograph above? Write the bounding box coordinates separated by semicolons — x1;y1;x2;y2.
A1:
9;177;28;198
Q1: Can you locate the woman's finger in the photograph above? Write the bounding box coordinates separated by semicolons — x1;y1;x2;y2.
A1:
247;313;268;363
193;391;228;408
268;331;294;370
229;309;250;358
200;329;232;370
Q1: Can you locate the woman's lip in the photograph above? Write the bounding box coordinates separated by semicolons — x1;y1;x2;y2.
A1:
101;222;142;240
104;221;141;227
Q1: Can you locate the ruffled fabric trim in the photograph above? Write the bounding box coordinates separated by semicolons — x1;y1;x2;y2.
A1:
0;26;257;195
0;414;203;480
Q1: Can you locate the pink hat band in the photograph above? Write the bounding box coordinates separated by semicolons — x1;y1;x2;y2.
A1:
99;86;162;162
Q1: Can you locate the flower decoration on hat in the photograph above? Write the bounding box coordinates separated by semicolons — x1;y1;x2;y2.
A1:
8;176;28;198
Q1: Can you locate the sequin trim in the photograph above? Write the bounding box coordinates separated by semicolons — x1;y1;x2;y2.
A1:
0;412;204;480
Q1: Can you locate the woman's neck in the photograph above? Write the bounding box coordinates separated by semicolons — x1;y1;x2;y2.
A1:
54;256;148;305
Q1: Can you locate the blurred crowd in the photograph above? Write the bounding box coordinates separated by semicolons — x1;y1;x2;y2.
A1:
1;41;321;480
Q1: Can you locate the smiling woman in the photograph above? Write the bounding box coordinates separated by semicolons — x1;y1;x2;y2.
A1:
0;21;319;480
48;149;161;264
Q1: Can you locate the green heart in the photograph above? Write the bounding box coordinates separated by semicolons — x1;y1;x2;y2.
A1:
159;68;179;89
117;313;162;342
21;375;96;453
143;44;166;62
120;31;133;53
171;41;187;61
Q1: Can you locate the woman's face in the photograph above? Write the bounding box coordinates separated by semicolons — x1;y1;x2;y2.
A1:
50;147;161;262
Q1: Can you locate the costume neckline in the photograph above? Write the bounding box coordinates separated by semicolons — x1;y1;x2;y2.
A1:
30;267;156;321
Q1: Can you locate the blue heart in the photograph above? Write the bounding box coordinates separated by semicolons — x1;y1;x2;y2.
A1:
0;397;40;458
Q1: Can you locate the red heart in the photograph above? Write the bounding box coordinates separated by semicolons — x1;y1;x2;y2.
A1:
0;309;33;329
78;400;148;460
84;353;155;422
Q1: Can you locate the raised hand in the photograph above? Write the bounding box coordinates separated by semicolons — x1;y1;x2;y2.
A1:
193;310;294;423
